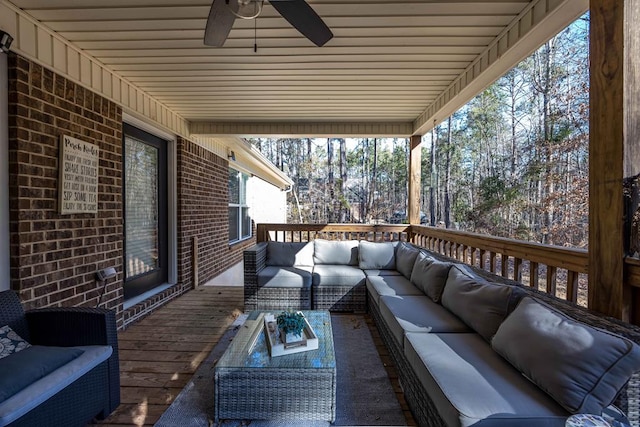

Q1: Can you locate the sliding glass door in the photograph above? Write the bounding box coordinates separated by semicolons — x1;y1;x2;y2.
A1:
123;123;168;300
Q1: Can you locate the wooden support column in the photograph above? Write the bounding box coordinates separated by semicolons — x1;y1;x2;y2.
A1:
408;135;422;225
589;0;635;320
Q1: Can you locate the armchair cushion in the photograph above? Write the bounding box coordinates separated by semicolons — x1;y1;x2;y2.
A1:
0;346;83;403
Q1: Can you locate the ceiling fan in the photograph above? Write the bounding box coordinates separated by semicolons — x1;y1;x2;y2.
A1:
204;0;333;47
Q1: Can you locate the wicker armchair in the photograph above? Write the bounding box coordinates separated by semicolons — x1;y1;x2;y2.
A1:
0;290;120;427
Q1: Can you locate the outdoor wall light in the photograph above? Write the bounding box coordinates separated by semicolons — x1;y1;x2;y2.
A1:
0;30;13;54
228;150;236;161
95;266;117;282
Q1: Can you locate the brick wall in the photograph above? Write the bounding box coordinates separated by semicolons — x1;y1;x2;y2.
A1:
8;54;124;323
7;53;250;329
177;137;255;289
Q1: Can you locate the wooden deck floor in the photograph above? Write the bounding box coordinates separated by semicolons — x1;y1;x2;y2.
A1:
93;286;416;426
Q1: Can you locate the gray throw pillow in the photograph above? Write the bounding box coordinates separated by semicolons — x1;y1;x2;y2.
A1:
313;239;359;265
441;265;523;341
492;297;640;414
358;241;396;270
0;325;31;359
395;243;420;279
266;242;314;266
410;253;451;302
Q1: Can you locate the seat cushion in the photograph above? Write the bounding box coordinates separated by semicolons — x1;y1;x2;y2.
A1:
313;239;359;265
364;269;402;277
266;242;314;267
0;345;112;426
257;266;313;288
405;332;569;427
379;295;470;346
395;243;420;279
441;265;523;341
0;346;83;403
312;265;365;287
492;297;640;415
366;275;423;306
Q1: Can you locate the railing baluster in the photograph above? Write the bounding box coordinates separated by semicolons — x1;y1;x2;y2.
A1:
530;261;539;288
489;252;497;273
479;249;486;270
567;270;579;303
514;258;522;282
501;254;509;278
547;266;557;296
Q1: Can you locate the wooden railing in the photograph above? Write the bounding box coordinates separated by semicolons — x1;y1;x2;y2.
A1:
255;223;640;320
256;223;593;306
256;223;411;244
409;225;589;306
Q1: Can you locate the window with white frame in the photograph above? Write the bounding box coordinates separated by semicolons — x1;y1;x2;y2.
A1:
229;169;251;242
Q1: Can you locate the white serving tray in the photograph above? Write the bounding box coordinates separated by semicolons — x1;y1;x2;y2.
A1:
263;312;319;357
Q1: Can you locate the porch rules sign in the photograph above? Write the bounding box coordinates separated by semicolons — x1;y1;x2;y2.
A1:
58;135;99;214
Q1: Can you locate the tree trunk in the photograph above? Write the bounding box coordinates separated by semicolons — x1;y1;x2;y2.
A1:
429;127;437;226
339;138;348;222
444;117;452;228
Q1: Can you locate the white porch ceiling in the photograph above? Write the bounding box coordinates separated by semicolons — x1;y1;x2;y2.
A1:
5;0;588;136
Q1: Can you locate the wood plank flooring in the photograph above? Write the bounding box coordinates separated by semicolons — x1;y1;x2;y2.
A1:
93;286;416;426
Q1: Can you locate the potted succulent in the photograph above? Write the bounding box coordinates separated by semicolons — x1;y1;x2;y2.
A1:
276;310;306;344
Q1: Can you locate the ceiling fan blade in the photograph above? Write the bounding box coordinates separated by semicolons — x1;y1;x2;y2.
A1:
204;0;237;47
270;0;333;47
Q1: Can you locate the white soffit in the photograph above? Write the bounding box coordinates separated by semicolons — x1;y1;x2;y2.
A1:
2;0;588;137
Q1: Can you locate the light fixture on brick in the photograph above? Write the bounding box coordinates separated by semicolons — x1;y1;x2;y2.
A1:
0;31;12;54
228;149;236;161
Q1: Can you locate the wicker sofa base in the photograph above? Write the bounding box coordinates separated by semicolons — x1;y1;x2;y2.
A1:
368;293;447;427
313;284;367;313
244;286;311;311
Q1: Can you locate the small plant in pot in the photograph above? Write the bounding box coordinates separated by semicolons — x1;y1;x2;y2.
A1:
276;311;306;344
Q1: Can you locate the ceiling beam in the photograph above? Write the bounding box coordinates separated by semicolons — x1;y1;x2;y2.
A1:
189;121;414;138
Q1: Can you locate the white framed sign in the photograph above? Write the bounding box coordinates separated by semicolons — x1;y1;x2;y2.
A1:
58;135;99;214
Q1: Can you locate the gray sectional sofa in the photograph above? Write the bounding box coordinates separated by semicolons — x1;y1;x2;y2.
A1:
244;239;640;426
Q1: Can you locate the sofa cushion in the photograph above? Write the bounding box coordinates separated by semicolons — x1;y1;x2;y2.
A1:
442;265;523;341
410;253;452;302
395;243;420;279
358;241;397;270
0;345;112;426
364;269;402;277
366;275;423;306
0;326;31;360
0;345;83;403
492;297;640;414
257;266;313;288
405;332;569;427
379;295;470;346
266;242;314;267
312;265;365;287
314;239;359;265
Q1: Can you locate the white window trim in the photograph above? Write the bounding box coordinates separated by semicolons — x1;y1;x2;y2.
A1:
229;169;252;244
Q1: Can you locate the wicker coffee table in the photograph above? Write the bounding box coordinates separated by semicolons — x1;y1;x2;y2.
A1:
214;310;336;423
